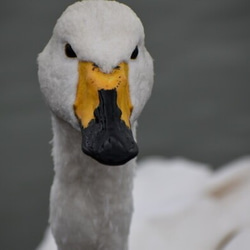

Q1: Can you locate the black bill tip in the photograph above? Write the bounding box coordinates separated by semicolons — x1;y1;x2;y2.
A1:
80;89;138;166
82;124;138;166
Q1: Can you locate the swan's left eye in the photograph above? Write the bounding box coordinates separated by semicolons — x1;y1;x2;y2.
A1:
130;46;139;60
65;43;77;58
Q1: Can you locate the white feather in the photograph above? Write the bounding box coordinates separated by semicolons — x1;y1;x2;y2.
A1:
37;1;250;249
38;157;250;249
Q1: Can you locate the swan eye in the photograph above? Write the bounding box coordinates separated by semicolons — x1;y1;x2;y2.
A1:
130;46;139;60
65;43;77;58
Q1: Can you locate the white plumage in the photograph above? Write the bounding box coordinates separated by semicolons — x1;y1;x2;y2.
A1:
38;157;250;249
130;157;250;250
37;0;250;249
38;1;153;249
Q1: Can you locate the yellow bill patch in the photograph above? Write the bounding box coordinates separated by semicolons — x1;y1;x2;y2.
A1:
74;61;133;128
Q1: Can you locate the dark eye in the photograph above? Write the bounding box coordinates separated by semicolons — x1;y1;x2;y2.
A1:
65;43;77;58
130;46;139;60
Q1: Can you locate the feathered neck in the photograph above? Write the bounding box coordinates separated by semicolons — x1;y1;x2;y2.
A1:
49;115;135;250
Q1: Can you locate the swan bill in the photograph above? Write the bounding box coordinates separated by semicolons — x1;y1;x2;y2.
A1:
74;61;138;166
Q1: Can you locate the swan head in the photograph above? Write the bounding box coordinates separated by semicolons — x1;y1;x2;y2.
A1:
38;0;154;166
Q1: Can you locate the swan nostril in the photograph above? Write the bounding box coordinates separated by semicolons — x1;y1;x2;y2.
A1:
102;137;118;151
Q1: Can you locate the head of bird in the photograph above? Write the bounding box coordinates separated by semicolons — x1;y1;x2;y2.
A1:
38;0;154;166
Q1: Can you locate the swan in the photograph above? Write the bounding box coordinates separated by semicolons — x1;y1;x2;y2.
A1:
37;0;250;249
38;0;153;249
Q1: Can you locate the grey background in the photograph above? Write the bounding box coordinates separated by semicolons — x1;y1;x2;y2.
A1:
0;0;249;249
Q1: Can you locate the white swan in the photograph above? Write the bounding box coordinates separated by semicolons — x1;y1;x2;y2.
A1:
38;0;153;249
37;1;250;249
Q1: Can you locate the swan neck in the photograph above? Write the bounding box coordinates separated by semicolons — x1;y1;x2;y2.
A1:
50;115;135;250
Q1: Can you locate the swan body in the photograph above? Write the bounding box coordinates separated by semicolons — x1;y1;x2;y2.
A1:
37;0;250;249
130;157;250;250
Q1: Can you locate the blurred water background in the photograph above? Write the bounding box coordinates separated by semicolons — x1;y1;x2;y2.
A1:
0;0;249;249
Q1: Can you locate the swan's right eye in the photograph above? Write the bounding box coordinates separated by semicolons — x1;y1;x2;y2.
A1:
65;43;77;58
